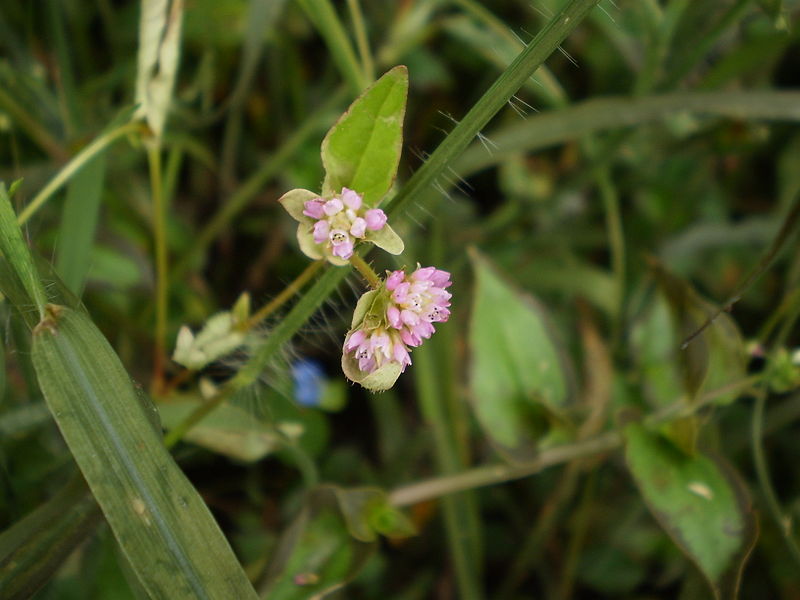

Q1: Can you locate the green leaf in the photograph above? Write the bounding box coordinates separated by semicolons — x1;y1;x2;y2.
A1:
331;486;416;542
135;0;185;140
0;476;102;600
262;487;376;599
32;305;258;599
341;353;403;393
624;424;756;599
0;182;47;318
321;66;408;206
157;399;282;462
631;262;747;453
365;223;404;255
55;152;106;296
468;250;572;461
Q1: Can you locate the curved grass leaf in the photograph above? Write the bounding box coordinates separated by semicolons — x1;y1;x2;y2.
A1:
31;305;258;600
55;152;106;296
454;91;800;178
321;65;408;206
469;250;573;461
624;424;756;599
0;475;102;600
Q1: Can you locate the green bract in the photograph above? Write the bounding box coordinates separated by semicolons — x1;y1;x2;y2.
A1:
340;289;404;392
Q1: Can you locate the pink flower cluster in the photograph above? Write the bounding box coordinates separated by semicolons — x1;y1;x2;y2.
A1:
302;187;388;259
344;266;452;376
344;327;412;375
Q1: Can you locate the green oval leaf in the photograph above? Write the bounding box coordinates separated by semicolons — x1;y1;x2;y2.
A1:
262;487;376;599
468;250;573;461
321;66;408;206
31;305;258;600
624;424;756;599
631;261;747;453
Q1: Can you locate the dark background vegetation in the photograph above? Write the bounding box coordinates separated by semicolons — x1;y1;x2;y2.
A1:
2;0;800;598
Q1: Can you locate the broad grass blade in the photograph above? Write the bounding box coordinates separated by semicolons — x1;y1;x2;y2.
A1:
32;305;258;599
0;475;102;600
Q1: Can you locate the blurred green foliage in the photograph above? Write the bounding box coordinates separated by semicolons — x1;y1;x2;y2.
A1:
1;0;800;598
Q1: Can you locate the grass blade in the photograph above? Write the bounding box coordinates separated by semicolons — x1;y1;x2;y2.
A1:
31;305;258;600
0;475;102;600
55;153;107;296
296;0;366;94
455;90;800;177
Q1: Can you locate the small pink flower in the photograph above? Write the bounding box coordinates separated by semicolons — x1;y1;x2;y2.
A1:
341;187;362;210
365;209;387;231
303;200;325;219
323;198;344;216
342;266;452;390
313;220;330;244
279;187;403;265
384;265;452;347
349;217;367;238
385;270;405;291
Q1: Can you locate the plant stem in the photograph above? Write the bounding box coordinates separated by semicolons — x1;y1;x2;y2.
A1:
414;341;483;600
163;388;232;449
390;377;761;507
296;0;366;94
245;260;324;330
148;145;169;391
0;86;68;163
389;432;620;507
385;0;602;219
349;254;381;287
346;0;374;82
18;122;143;225
596;166;625;342
751;387;800;567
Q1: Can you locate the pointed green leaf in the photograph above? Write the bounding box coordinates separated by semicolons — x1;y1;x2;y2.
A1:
321;66;408;206
278;188;318;222
469;250;573;461
350;289;381;327
624;424;756;599
31;305;258;599
332;486;416;542
366;223;404;255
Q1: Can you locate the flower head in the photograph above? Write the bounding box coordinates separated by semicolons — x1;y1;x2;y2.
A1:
342;266;452;391
279;187;404;265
